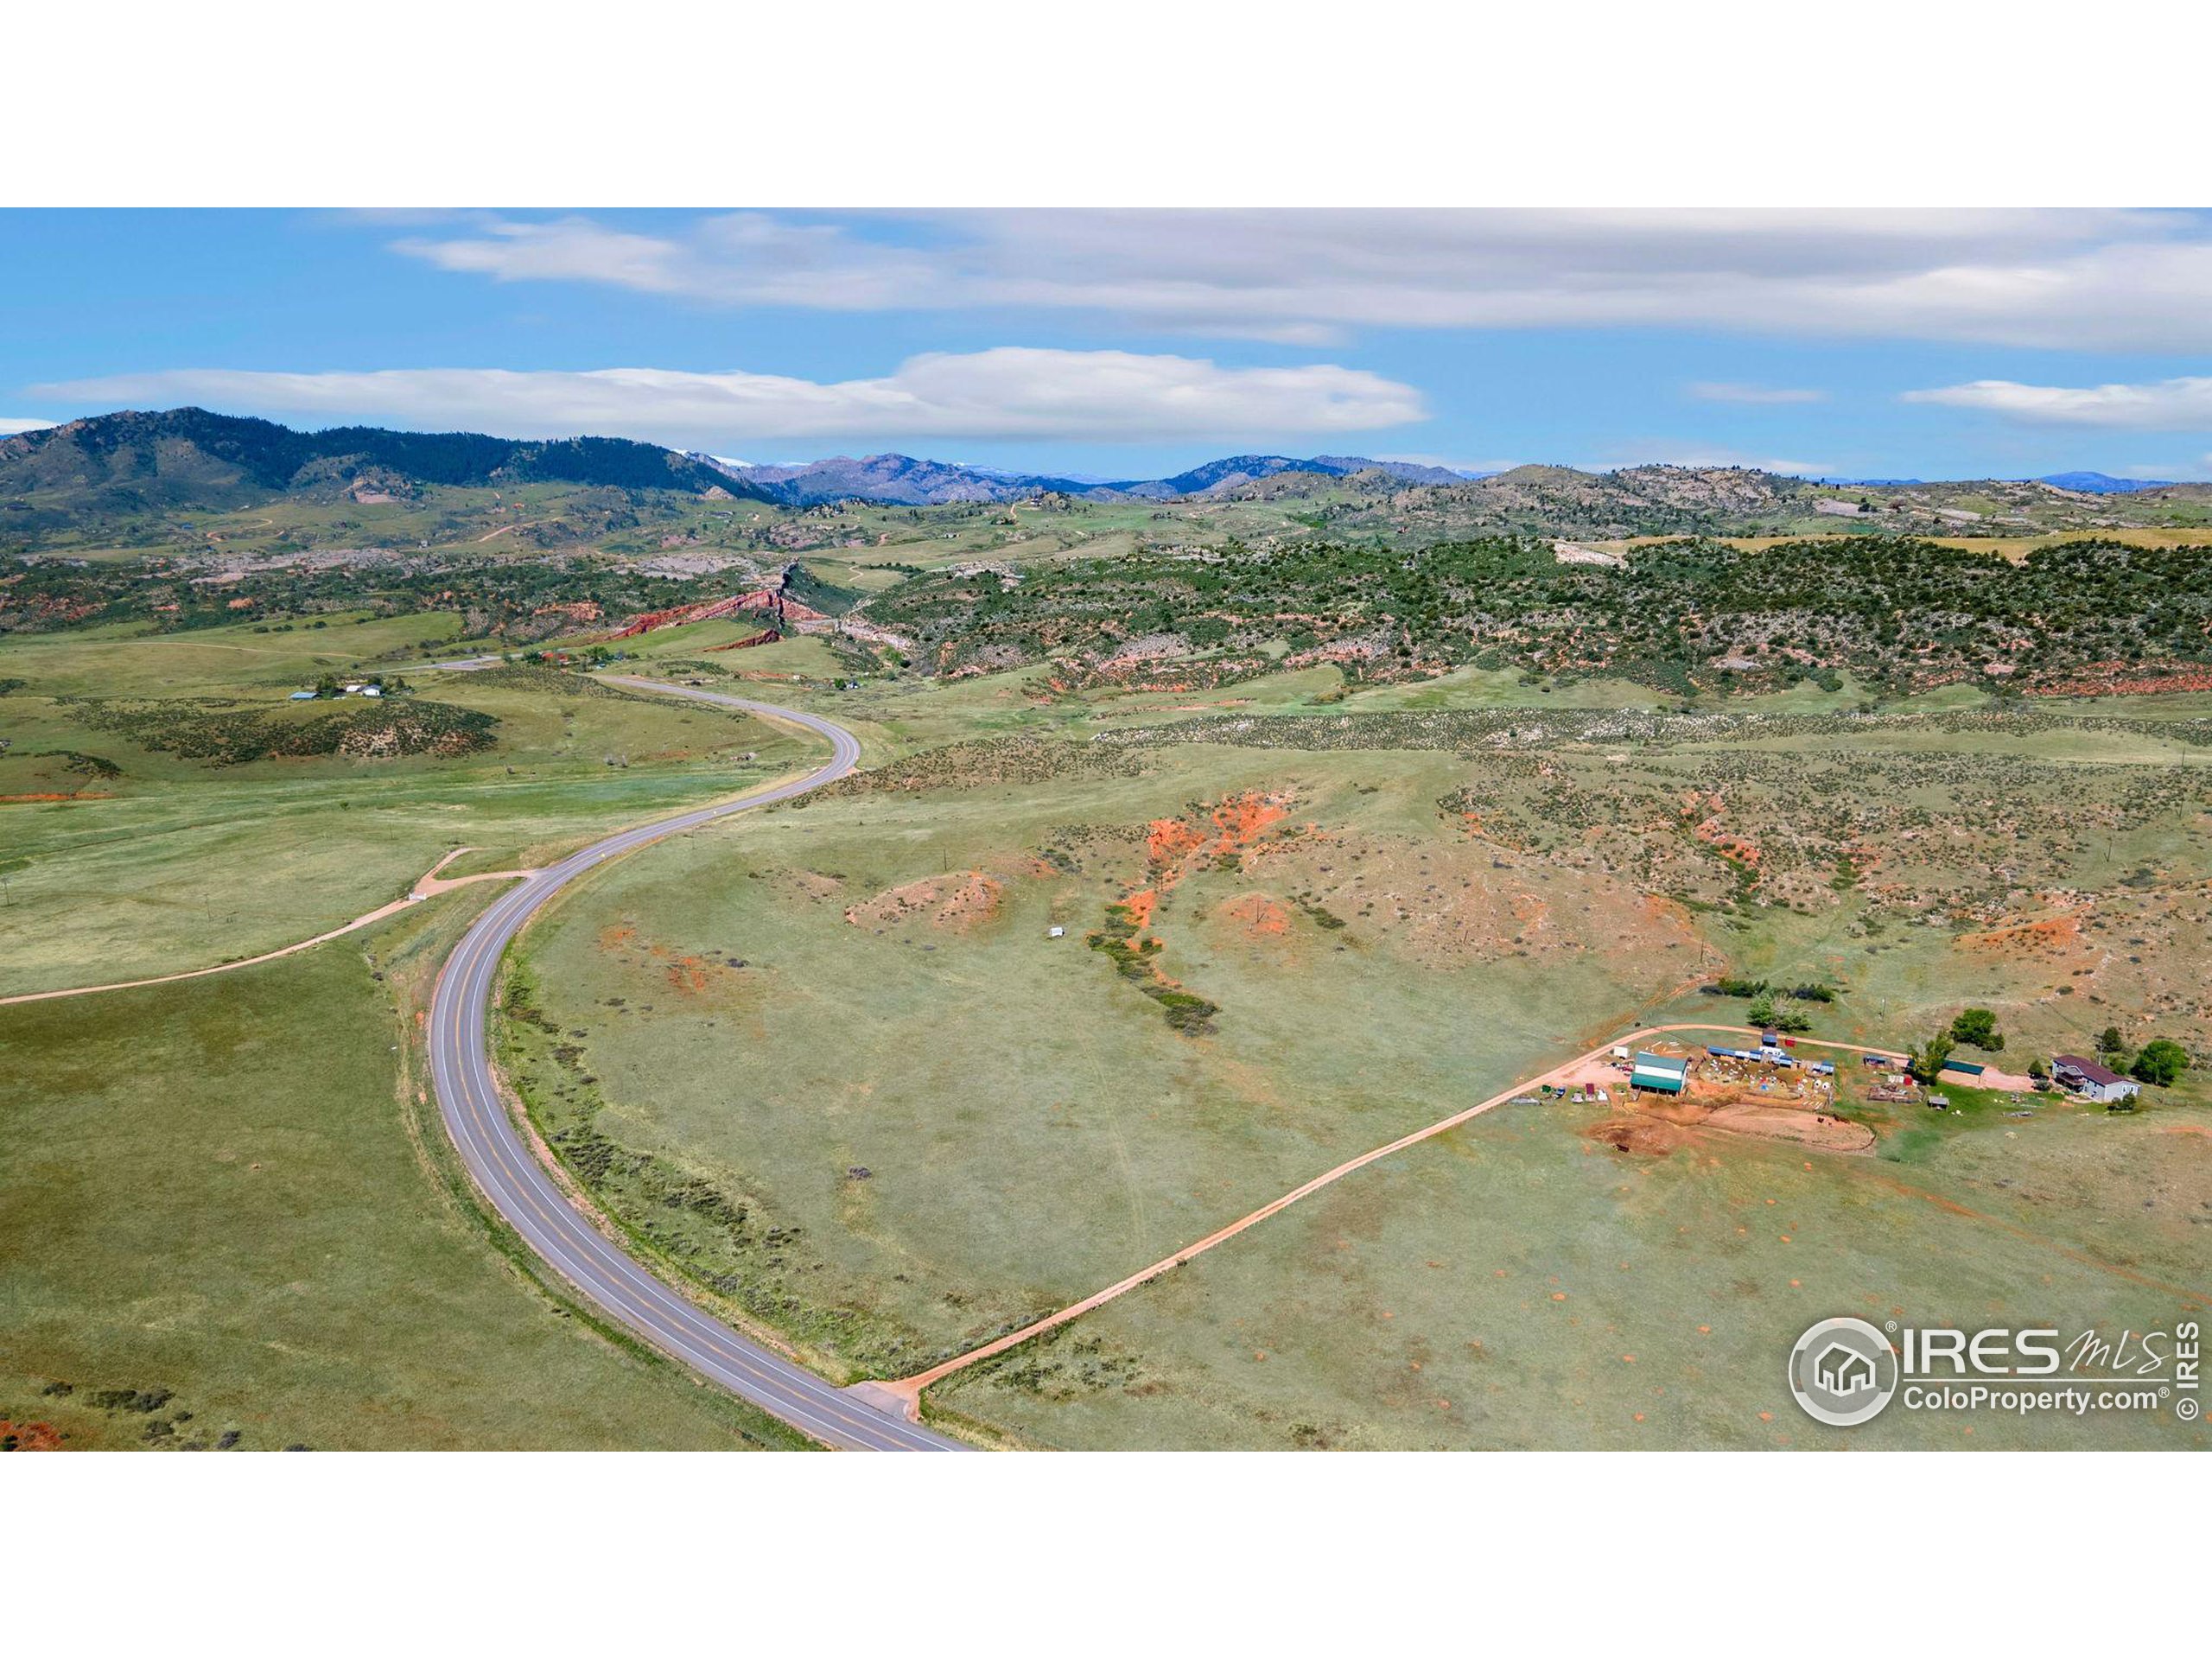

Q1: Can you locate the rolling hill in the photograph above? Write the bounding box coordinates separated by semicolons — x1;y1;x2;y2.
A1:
6;410;2209;547
706;449;1476;505
704;452;1097;505
0;409;773;527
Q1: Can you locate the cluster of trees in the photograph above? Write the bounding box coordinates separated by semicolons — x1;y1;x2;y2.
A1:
308;671;409;698
2096;1024;2191;1086
1910;1007;2004;1084
1694;976;1835;1034
1745;993;1810;1034
1949;1007;2004;1052
2;551;741;639
1701;976;1834;1001
872;533;2212;692
2;407;760;505
1911;1011;2193;1091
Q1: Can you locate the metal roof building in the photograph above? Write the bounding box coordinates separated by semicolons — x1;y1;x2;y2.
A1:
1630;1052;1690;1095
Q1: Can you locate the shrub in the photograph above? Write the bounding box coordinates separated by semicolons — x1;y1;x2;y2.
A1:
1949;1007;2003;1051
1703;976;1769;998
1910;1030;1955;1085
2130;1039;2189;1087
80;698;497;766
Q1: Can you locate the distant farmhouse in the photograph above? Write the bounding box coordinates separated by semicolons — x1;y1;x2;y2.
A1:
2051;1054;2140;1105
294;678;389;702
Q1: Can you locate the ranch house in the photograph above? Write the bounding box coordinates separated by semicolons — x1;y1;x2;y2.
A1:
2051;1055;2140;1106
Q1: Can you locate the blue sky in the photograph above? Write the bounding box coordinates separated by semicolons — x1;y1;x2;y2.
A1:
4;208;2211;480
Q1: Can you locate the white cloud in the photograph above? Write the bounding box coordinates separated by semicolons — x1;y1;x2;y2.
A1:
1902;376;2212;429
1686;381;1827;405
0;416;58;435
394;214;938;313
30;349;1426;446
387;208;2212;351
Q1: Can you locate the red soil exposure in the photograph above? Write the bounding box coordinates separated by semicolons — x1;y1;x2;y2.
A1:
1144;791;1294;891
1145;817;1207;868
1510;893;1550;930
1076;792;1301;1021
1961;913;2082;956
1591;1096;1875;1155
1221;893;1292;938
533;601;603;626
0;1420;65;1450
1586;1118;1688;1156
1114;791;1300;954
844;871;1004;932
609;588;825;640
702;626;782;652
2028;662;2212;697
1693;815;1763;866
595;921;744;996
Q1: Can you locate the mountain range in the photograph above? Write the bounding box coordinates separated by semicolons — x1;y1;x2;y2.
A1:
696;448;1477;504
0;408;763;520
1;411;2200;537
2031;471;2175;495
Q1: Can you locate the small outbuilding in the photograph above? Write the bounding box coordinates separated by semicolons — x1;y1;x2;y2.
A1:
2052;1054;2140;1105
1630;1052;1690;1096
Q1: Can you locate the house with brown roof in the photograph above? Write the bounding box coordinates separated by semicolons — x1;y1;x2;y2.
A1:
2052;1054;2140;1105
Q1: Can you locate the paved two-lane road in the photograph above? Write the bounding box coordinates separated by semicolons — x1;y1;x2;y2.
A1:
426;678;963;1451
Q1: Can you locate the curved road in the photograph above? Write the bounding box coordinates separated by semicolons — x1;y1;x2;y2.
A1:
426;678;963;1451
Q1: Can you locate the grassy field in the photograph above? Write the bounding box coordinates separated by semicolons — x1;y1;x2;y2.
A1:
492;671;2212;1448
0;891;802;1450
499;740;1700;1383
14;601;2212;1451
0;616;809;993
935;1088;2209;1449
